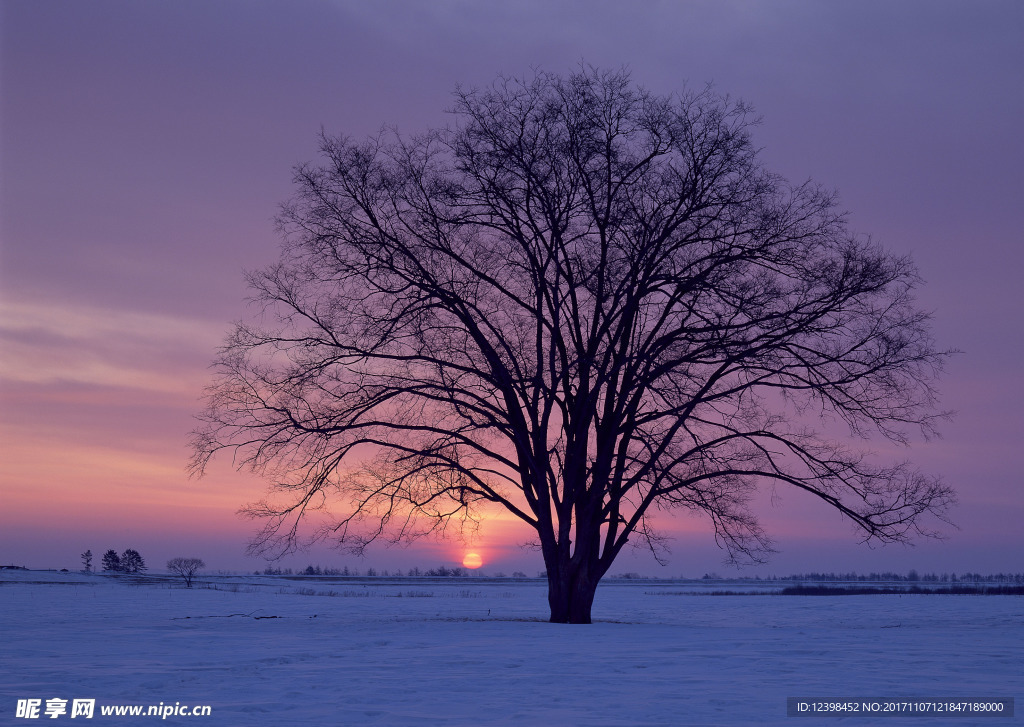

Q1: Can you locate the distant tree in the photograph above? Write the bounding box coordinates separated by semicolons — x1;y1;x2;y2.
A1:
101;549;121;573
120;549;146;574
426;565;465;577
191;67;954;623
167;557;205;588
81;549;93;573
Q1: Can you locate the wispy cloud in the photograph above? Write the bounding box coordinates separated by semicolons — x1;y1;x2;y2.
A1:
0;300;225;395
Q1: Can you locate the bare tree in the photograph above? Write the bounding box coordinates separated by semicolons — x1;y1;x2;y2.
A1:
191;67;954;623
167;557;205;588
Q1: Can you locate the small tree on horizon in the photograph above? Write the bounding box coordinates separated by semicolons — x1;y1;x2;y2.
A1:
167;557;205;588
120;549;146;574
81;549;93;573
101;549;121;573
191;66;955;624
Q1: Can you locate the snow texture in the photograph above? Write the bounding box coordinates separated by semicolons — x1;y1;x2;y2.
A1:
2;571;1020;725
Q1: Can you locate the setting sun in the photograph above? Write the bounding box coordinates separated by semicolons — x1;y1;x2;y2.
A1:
462;552;483;569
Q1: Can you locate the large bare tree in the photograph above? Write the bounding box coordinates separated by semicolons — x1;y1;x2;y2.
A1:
191;68;953;623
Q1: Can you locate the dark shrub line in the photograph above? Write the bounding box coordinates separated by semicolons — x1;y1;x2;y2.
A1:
780;584;1024;596
647;585;1024;596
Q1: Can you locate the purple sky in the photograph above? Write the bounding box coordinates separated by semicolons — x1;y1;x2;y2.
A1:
2;0;1022;576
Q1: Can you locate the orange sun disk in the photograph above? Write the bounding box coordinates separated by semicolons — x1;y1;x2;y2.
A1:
462;552;483;569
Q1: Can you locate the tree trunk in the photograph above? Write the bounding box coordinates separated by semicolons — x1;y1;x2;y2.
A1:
546;562;600;624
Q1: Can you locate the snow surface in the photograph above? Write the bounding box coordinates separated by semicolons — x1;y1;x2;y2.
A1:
2;571;1021;725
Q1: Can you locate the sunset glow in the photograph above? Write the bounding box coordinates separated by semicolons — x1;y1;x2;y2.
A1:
1;2;1021;578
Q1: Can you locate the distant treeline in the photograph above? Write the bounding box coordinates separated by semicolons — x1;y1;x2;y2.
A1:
769;570;1024;584
254;566;1024;583
780;584;1024;596
258;564;532;578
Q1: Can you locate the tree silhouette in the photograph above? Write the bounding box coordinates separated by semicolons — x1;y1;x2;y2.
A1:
120;549;146;574
167;557;205;588
192;67;954;623
101;549;121;573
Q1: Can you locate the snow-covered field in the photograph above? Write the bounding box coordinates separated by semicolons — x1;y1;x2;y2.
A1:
2;570;1020;725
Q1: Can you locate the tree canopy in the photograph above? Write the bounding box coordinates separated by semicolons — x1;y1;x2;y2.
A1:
167;557;205;588
192;67;953;623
